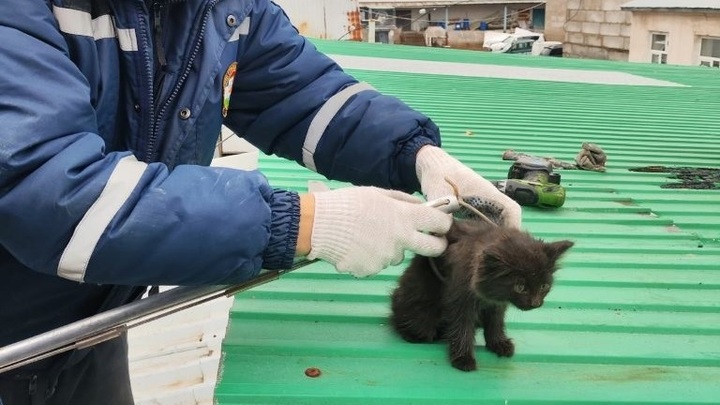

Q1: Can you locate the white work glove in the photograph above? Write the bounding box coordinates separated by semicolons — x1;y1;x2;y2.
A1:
308;186;452;277
416;146;522;229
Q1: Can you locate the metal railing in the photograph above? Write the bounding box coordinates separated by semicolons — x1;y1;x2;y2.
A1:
0;260;316;374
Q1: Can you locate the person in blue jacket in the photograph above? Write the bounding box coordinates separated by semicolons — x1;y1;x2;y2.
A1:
0;0;521;403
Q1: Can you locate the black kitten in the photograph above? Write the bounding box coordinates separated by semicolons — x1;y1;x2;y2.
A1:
390;219;574;371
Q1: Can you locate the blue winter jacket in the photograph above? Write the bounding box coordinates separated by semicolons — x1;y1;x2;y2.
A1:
0;0;440;351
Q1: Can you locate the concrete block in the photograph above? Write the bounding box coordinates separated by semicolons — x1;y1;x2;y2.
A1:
570;10;586;22
586;11;605;23
602;0;624;11
567;0;581;11
577;45;609;59
587;46;609;59
603;35;627;50
608;50;630;62
585;34;602;47
582;22;601;34
604;11;627;24
621;24;632;37
600;23;622;36
565;21;583;33
585;0;604;11
568;32;586;45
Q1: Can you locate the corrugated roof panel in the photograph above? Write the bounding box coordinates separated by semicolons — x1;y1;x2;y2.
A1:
215;40;720;404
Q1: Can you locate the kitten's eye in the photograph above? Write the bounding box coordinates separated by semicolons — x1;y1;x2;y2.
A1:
541;283;551;292
514;284;527;294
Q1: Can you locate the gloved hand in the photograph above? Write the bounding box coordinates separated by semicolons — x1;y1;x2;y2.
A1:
415;146;522;229
308;186;452;277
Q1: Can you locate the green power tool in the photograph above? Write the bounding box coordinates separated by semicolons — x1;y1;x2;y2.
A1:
492;157;566;208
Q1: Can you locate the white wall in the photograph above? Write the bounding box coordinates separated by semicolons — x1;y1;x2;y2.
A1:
129;292;235;405
628;11;720;66
274;0;360;40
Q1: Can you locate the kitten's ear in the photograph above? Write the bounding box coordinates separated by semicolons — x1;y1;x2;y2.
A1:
544;240;574;263
483;246;507;269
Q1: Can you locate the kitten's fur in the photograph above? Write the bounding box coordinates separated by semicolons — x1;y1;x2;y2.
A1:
390;219;574;371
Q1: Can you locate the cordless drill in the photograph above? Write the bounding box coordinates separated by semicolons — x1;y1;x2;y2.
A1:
493;157;566;208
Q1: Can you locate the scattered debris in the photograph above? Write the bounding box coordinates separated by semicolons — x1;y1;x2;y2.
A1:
305;367;322;378
575;143;607;172
503;150;576;169
502;142;607;172
629;166;720;190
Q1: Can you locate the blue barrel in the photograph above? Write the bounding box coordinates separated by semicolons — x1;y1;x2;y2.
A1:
479;21;488;31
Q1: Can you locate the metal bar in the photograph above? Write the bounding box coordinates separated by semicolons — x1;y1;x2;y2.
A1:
0;260;317;374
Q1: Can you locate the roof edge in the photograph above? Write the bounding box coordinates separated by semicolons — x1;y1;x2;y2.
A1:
621;6;720;13
359;1;546;7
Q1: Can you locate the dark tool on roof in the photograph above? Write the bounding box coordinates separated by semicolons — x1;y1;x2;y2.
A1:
493;157;566;208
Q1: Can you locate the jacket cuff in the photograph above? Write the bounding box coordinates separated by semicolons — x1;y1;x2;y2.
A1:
262;189;300;270
396;132;440;193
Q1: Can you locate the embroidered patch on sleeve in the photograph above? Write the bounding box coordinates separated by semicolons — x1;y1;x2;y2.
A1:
222;62;237;118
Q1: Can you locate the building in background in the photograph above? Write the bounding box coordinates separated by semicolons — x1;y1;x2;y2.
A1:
359;0;547;32
273;0;720;69
358;0;547;49
273;0;361;41
540;0;720;67
622;0;720;68
550;0;633;61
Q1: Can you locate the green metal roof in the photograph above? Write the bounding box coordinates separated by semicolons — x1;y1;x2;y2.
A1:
216;41;720;404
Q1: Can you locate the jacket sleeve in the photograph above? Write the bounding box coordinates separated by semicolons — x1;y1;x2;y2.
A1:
0;2;298;286
223;0;441;193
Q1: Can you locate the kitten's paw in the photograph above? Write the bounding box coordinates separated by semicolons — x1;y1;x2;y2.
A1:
486;337;515;357
451;355;477;372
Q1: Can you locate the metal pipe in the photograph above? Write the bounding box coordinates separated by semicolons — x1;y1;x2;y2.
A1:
0;260;316;374
503;5;508;32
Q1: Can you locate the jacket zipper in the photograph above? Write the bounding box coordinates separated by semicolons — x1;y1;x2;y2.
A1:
151;0;174;109
136;1;156;161
152;2;167;69
145;0;219;162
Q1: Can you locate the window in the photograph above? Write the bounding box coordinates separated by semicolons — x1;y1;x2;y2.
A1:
650;32;668;64
699;37;720;68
